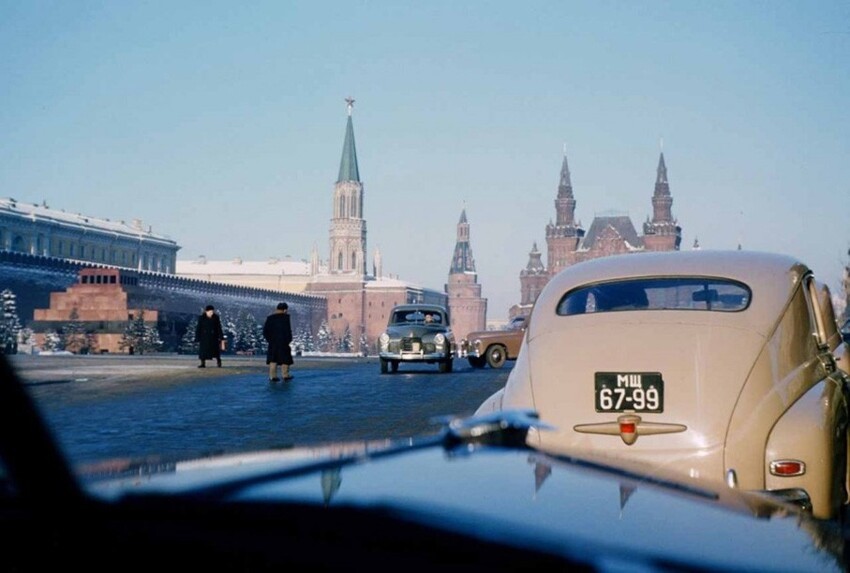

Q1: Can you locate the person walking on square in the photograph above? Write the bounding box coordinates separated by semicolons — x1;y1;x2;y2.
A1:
263;302;293;382
195;305;223;368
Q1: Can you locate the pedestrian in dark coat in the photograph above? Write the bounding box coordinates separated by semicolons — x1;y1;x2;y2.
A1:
195;305;223;368
263;302;293;382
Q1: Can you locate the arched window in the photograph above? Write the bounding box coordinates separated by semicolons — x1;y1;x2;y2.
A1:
351;252;357;272
337;251;343;270
11;235;26;253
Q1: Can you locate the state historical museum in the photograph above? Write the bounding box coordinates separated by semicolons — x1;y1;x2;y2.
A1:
511;152;682;319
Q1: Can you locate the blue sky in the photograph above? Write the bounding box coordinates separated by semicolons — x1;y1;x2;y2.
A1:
2;1;849;321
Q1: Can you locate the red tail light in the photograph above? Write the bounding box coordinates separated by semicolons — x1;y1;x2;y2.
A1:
619;422;636;434
770;460;805;477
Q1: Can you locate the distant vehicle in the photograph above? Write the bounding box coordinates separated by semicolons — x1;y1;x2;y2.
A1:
477;250;850;520
461;315;527;369
377;304;455;374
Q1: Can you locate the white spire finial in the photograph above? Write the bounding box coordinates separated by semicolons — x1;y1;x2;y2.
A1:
345;97;355;116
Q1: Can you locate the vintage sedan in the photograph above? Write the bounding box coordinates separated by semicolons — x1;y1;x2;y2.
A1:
477;250;850;520
461;315;527;369
377;303;455;373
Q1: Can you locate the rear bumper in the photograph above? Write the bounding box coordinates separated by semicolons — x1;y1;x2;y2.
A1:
763;488;812;513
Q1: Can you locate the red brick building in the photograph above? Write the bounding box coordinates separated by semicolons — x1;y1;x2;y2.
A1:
445;209;487;341
305;100;449;353
512;151;682;318
31;267;158;353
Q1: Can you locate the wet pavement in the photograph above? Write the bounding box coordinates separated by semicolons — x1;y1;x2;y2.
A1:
14;353;511;467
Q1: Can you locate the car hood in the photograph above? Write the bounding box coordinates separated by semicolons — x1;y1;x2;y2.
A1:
83;411;844;572
385;324;447;337
465;328;519;340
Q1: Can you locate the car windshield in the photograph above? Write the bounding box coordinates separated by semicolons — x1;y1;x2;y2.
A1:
557;278;752;315
390;310;443;325
1;3;849;569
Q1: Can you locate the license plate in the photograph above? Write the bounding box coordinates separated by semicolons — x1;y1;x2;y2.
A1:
595;372;664;413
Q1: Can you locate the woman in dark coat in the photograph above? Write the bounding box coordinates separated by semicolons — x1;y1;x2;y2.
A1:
195;305;223;368
263;302;293;382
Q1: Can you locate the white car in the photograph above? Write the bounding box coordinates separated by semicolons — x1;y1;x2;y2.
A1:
477;250;850;520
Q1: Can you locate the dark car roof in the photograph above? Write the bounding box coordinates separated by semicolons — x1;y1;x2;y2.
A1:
85;416;844;572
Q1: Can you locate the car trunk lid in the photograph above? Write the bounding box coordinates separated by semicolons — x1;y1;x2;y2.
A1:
527;315;766;481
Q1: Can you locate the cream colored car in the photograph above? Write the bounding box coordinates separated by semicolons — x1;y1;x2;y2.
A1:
476;250;850;520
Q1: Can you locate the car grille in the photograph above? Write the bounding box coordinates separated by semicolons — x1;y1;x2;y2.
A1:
388;338;437;355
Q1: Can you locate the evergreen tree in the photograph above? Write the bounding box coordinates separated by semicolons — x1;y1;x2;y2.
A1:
0;289;22;354
292;329;304;355
230;311;247;352
337;325;353;353
179;316;200;355
316;320;332;352
303;329;315;352
142;323;163;354
228;310;264;354
62;307;90;354
41;330;63;352
18;327;33;349
250;316;267;355
119;310;161;355
217;309;234;354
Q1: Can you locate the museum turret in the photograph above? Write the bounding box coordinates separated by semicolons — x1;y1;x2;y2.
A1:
643;151;682;251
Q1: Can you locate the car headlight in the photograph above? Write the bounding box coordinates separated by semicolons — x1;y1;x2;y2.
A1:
472;338;482;351
379;333;390;349
434;333;445;345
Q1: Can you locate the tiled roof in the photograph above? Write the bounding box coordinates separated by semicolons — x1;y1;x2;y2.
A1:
580;214;644;250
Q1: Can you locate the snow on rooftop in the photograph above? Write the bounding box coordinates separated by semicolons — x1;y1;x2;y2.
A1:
0;197;176;244
175;258;443;294
176;257;311;276
365;275;413;288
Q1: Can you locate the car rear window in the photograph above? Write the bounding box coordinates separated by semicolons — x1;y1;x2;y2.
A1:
556;278;751;315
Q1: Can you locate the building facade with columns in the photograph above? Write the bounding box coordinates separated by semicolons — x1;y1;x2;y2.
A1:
0;197;180;273
511;151;682;318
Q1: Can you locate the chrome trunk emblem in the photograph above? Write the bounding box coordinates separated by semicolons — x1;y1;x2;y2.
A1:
574;415;686;445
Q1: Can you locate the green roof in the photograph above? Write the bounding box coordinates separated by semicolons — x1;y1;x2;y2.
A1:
337;115;360;183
